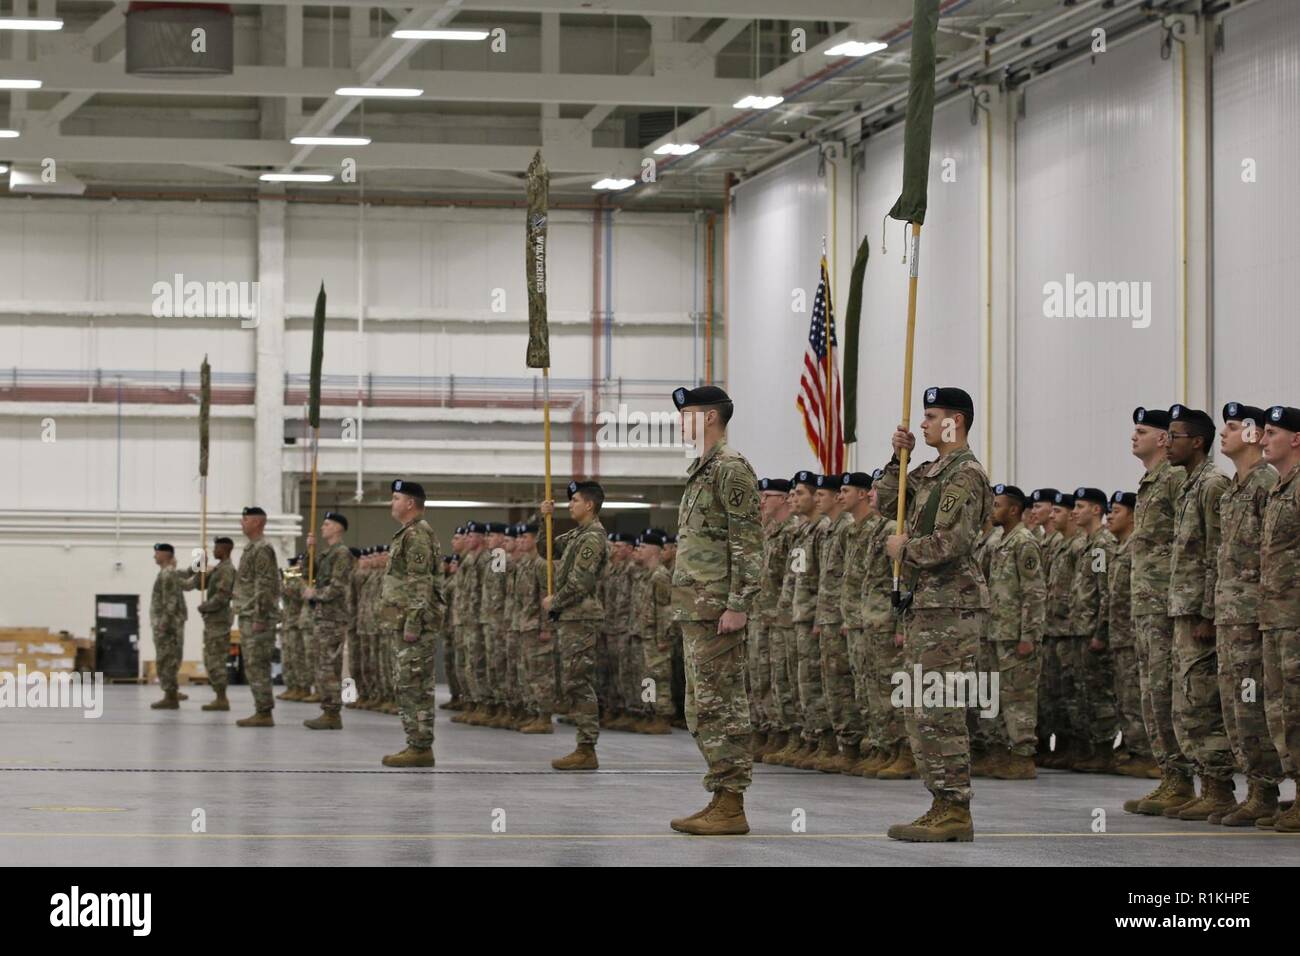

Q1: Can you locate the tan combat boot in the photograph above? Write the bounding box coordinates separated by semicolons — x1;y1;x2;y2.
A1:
1222;781;1279;827
887;797;974;843
990;750;1038;780
150;690;180;710
810;735;842;773
876;743;919;780
236;711;274;727
302;690;322;704
1125;776;1170;814
438;697;460;711
202;689;230;712
1208;779;1247;825
1172;776;1234;820
520;714;555;734
758;731;787;757
1137;773;1195;815
970;749;996;778
382;746;434;768
751;731;769;754
641;716;673;735
1042;736;1072;769
669;793;720;831
551;743;598;771
1116;753;1159;778
1271;798;1300;833
304;712;342;730
858;746;896;778
826;741;860;774
276;687;293;700
673;790;750;836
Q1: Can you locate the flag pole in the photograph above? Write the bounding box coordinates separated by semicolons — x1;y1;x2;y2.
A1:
524;150;553;594
307;428;320;584
198;356;211;590
892;222;921;598
307;282;327;585
821;237;831;471
543;367;554;595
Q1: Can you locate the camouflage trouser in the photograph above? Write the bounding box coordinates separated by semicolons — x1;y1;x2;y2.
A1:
485;622;508;705
605;631;627;712
969;626;1006;751
238;617;275;713
870;627;907;752
281;625;304;691
996;639;1040;756
351;626;366;699
681;622;752;793
364;629;380;701
794;622;830;738
1111;643;1152;758
902;607;981;806
595;630;612;712
522;629;554;715
302;618;318;694
642;633;676;719
1135;613;1192;777
1261;627;1299;777
200;617;231;692
671;625;686;718
154;625;182;694
747;623;772;731
314;617;347;715
504;629;522;707
391;628;438;748
1057;636;1092;743
463;623;486;705
444;628;461;700
629;634;653;716
1218;624;1283;786
767;624;798;732
1171;616;1235;782
558;620;601;746
820;625;864;749
1083;642;1119;748
1038;636;1063;748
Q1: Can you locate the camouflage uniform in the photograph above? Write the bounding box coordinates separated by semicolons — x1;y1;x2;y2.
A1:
379;517;443;748
840;513;873;744
361;566;384;703
481;541;510;709
875;447;993;807
983;523;1046;755
1217;461;1284;786
790;513;832;741
310;541;356;715
671;439;762;793
1168;458;1234;781
1042;529;1084;746
641;563;676;719
299;592;317;698
624;562;649;716
1108;536;1152;758
1260;461;1300;778
765;515;801;735
459;547;486;707
1035;528;1065;751
348;562;368;701
550;518;608;745
1068;526;1118;751
747;524;775;732
817;511;864;751
860;514;904;754
514;550;551;717
231;538;281;713
280;573;306;693
439;562;461;701
151;563;187;694
503;548;521;712
178;558;234;693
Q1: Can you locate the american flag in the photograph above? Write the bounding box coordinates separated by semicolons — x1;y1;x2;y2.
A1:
796;255;844;473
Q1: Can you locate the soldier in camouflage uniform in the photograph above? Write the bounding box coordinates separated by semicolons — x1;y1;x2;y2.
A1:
358;549;382;708
811;473;863;772
1067;487;1120;773
765;485;806;766
479;522;510;727
601;533;635;730
149;543;188;710
345;545;366;709
231;506;281;726
1162;404;1235;820
665;535;686;726
787;470;832;768
378;480;443;767
543;480;609;769
278;556;306;700
1126;406;1196;816
622;536;651;730
1212;403;1284;825
371;546;394;713
1040;492;1083;767
1258;405;1300;831
876;386;992;842
513;524;554;733
634;529;675;734
1030;488;1063;756
501;525;524;728
667;386;761;836
302;512;356;730
454;523;488;724
178;536;236;710
752;478;794;759
439;527;466;712
1104;493;1158;778
833;472;875;774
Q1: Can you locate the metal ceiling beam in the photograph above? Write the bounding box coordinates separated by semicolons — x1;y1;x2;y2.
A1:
156;0;901;18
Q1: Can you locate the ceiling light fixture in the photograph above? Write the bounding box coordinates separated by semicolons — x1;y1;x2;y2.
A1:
825;40;888;57
259;172;334;183
334;86;423;98
392;29;489;40
290;135;371;146
733;95;784;110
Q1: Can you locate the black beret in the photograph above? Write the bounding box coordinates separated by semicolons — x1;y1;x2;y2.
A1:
464;521;486;534
1031;488;1060;503
348;546;362;558
815;473;843;489
1133;406;1171;429
503;524;519;538
1074;486;1109;508
607;531;635;544
1267;405;1300;432
484;522;508;534
323;510;348;530
566;479;603;499
792;470;819;489
1169;404;1215;431
214;536;233;547
923;386;974;418
360;547;372;556
672;384;732;411
1223;402;1268;426
871;468;885;482
992;483;1028;507
841;471;873;489
288;554;301;566
391;479;426;500
518;522;538;535
1053;492;1076;508
638;529;668;547
443;555;456;565
759;477;792;493
153;543;174;554
665;534;678;544
242;506;266;517
376;544;390;554
1111;491;1137;509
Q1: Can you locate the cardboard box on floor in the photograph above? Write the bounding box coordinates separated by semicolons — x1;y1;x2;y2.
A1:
0;628;78;674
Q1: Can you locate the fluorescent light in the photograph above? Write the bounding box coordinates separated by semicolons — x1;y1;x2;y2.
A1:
653;143;699;156
0;165;10;174
0;79;40;89
825;40;888;57
592;177;635;191
0;18;62;31
334;86;423;98
733;94;784;110
392;28;489;40
290;135;371;146
600;502;653;510
0;129;21;139
259;172;334;183
424;500;499;508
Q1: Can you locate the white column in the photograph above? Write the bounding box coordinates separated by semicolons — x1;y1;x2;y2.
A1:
979;83;1016;481
255;197;287;513
1176;13;1212;409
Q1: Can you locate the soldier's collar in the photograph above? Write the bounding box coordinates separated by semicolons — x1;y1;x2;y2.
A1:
689;438;727;473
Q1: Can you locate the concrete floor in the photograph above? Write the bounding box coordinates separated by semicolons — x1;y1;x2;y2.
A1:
2;685;1298;866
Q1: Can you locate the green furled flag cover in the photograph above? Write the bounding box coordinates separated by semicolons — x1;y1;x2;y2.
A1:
841;236;870;444
308;282;326;428
199;356;211;477
525;150;551;369
887;0;942;225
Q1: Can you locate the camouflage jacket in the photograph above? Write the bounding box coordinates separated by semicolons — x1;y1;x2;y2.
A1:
624;563;648;632
1107;537;1135;647
776;516;807;626
232;538;281;625
1169;458;1229;620
601;560;631;632
790;515;829;624
503;555;518;631
350;567;368;634
380;518;443;637
859;514;898;631
873;446;993;610
671;439;762;622
1040;529;1063;580
975;525;1003;584
150;566;186;631
1215;462;1277;625
281;575;304;632
179;559;235;624
1068;526;1114;641
312;541;356;623
480;543;509;627
448;555;463;628
756;516;790;624
631;562;670;644
361;568;384;634
1044;531;1084;637
1131;458;1185;616
987;523;1046;645
1260;462;1300;631
551;519;607;621
815;512;856;626
513;551;546;631
457;547;485;626
840;513;874;629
